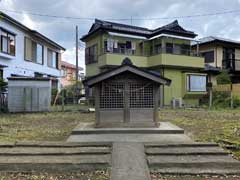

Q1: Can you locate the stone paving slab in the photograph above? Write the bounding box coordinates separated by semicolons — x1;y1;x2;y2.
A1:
111;142;150;180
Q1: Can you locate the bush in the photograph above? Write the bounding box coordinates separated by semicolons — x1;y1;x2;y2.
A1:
212;91;230;108
211;91;240;109
216;70;231;84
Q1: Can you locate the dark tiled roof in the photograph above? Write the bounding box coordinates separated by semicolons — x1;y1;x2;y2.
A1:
81;19;197;40
202;64;221;74
193;36;240;47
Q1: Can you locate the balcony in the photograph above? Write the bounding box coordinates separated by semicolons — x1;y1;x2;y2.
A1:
98;47;204;68
147;47;203;68
222;59;240;72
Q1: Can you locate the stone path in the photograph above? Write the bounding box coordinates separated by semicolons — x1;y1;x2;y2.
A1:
111;142;151;180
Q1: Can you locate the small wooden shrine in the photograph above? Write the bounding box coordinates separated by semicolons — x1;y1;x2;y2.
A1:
84;58;171;128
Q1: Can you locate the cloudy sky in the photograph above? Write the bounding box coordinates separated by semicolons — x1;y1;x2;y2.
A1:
1;0;240;72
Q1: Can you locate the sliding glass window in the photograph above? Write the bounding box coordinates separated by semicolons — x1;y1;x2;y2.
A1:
0;29;15;56
186;74;206;92
24;37;43;64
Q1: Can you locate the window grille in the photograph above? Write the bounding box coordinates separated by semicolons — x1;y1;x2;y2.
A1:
130;84;154;108
100;83;124;108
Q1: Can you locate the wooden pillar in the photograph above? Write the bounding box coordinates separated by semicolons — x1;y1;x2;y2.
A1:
197;42;199;56
142;41;145;56
154;84;160;124
159;85;164;108
230;83;233;109
124;81;130;123
94;85;100;126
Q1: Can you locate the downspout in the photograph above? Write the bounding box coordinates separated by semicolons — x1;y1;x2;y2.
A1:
162;68;165;107
215;46;218;68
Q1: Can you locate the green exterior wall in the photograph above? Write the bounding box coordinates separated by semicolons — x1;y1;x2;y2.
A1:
162;69;207;106
84;33;208;107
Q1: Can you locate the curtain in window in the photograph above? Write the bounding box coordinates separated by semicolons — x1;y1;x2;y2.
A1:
24;37;32;61
189;75;206;92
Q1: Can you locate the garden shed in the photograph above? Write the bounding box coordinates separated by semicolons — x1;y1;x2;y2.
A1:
8;77;51;112
84;59;171;128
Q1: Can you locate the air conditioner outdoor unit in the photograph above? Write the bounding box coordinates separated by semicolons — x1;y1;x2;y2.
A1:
172;98;183;109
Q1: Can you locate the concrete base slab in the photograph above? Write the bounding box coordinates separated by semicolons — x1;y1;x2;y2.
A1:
71;122;184;135
67;134;193;143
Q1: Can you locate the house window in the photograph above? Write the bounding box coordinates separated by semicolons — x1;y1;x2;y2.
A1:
154;44;162;54
61;68;67;77
186;74;206;92
0;69;3;79
166;43;173;53
0;29;15;56
47;49;58;68
85;44;98;64
24;37;43;64
181;44;190;55
201;51;214;63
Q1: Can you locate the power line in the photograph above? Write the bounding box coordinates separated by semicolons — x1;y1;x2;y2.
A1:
0;8;240;21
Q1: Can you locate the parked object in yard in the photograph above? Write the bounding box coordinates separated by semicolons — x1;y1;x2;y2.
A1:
8;77;51;112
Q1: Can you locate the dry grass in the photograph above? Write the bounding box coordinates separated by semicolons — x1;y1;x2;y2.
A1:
0;171;109;180
0;111;94;142
159;109;240;159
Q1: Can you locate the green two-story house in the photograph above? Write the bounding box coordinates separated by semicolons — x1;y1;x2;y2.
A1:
81;19;207;107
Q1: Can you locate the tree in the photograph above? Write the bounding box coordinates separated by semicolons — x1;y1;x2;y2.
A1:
0;78;7;93
216;70;231;84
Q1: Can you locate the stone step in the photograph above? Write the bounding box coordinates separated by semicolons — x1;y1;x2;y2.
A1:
145;142;219;148
148;154;238;164
150;166;240;175
148;154;240;175
0;147;111;156
146;146;228;155
14;142;112;147
0;154;111;172
71;128;184;135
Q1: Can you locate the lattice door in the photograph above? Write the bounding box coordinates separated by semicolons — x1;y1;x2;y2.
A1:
130;83;154;108
100;83;124;109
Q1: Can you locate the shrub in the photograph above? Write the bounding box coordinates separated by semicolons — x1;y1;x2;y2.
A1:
216;70;231;84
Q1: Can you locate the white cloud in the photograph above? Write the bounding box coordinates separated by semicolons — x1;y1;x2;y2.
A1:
22;13;36;29
62;47;85;72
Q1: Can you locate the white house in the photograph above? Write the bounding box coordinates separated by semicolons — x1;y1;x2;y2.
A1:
0;12;65;88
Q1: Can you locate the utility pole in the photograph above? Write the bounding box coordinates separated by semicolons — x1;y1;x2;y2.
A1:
75;26;79;104
76;25;79;82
